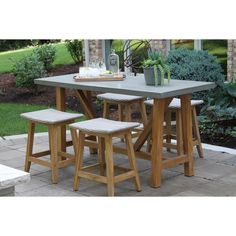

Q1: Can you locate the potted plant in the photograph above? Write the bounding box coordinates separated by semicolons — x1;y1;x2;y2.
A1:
142;50;170;86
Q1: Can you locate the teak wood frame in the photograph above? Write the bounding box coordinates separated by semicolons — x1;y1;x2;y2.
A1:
55;87;194;188
163;106;203;158
71;128;141;196
102;98;148;138
24;118;76;184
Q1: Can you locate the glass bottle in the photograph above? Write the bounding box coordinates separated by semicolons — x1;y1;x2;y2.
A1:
108;49;119;74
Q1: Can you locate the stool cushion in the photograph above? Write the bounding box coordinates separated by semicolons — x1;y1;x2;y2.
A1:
97;93;144;102
70;118;140;134
144;98;204;108
21;109;83;124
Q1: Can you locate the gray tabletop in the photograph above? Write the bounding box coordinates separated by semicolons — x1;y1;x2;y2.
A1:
35;73;216;99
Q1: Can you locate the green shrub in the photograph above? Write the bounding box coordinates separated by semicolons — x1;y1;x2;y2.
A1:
33;44;56;70
65;40;83;64
0;40;33;52
13;54;45;91
116;47;148;73
132;47;149;73
199;82;236;141
167;48;225;100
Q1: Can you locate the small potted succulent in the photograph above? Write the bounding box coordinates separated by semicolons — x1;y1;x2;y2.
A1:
142;50;170;86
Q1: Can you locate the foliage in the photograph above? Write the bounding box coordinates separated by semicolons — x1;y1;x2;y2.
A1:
65;40;83;64
0;42;74;73
167;48;225;100
131;47;148;73
33;44;56;70
121;40;150;73
199;82;236;140
0;40;33;52
142;50;170;84
12;54;46;91
114;47;148;73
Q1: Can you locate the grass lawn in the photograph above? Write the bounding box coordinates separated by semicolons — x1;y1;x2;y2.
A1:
0;42;75;73
0;103;84;137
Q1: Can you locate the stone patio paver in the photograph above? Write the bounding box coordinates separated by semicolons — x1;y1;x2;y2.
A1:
0;135;236;196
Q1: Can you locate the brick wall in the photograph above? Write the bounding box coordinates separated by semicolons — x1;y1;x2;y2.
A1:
88;40;103;60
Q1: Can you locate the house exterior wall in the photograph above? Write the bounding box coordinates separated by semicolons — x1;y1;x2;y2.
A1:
149;40;170;55
88;40;103;60
227;40;236;82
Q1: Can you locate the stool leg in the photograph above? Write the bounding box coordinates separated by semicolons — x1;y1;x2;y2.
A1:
104;136;114;196
49;125;59;184
98;137;106;176
118;104;123;121
176;110;184;155
25;121;35;172
139;100;148;127
146;134;152;153
103;101;109;118
192;107;203;158
146;112;153;153
125;104;132;122
165;111;172;152
119;104;125;142
72;130;85;191
125;132;142;192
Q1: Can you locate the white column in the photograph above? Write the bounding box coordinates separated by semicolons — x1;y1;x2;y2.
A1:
194;40;202;50
123;40;132;74
166;40;171;55
101;40;106;60
84;40;90;67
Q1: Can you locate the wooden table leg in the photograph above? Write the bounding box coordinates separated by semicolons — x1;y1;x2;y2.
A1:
76;90;95;119
180;95;194;176
56;87;66;159
150;98;165;188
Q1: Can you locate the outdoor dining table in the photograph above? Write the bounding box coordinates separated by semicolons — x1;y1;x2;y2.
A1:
35;73;215;188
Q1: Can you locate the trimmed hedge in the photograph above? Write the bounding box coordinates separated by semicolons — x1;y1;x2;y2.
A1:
167;48;225;100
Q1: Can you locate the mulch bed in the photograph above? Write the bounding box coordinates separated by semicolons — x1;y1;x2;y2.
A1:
0;64;235;149
0;64;142;121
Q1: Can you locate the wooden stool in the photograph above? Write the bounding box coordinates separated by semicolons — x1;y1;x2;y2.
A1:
145;98;204;158
97;93;148;136
21;109;83;183
70;118;142;196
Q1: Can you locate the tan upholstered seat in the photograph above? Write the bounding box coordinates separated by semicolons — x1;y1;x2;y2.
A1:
97;93;143;102
97;93;148;139
70;118;141;196
21;109;83;183
21;108;82;124
69;118;140;134
145;98;204;158
144;98;204;108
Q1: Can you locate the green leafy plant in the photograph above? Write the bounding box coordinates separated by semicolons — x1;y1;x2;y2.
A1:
199;82;236;143
167;48;225;100
12;54;46;93
0;40;33;52
142;50;170;85
65;40;83;64
33;44;56;70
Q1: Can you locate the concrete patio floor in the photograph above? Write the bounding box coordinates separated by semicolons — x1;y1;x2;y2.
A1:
0;134;236;196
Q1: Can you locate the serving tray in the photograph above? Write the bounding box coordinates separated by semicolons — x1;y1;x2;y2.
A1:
73;74;124;82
